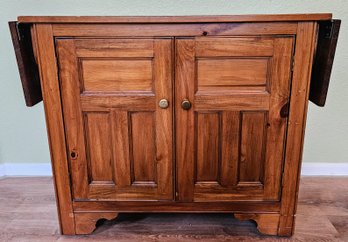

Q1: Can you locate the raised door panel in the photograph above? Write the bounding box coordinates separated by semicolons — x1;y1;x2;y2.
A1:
176;36;294;202
56;38;173;201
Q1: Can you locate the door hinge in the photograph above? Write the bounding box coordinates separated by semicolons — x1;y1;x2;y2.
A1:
322;20;336;39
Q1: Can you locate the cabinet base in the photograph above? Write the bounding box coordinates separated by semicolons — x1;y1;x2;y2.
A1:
71;211;292;236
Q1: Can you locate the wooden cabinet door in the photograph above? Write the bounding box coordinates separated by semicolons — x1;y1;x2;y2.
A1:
56;38;173;201
176;37;294;202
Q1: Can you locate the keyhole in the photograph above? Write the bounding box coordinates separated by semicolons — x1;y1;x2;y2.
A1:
70;150;78;159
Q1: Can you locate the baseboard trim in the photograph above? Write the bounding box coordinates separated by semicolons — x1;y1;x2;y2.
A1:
0;163;52;176
0;162;347;177
0;164;5;177
301;162;348;176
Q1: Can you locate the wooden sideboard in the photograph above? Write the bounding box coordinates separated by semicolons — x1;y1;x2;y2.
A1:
9;14;340;236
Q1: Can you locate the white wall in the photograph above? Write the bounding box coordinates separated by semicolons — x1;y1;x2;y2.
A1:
0;0;347;167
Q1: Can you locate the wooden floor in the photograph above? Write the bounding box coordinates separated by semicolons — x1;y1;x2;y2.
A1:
0;177;347;241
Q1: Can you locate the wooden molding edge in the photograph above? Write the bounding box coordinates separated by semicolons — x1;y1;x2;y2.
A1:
17;14;332;24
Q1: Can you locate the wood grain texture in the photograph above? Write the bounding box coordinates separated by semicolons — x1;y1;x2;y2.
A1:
8;22;42;106
73;200;280;212
263;37;294;200
74;38;154;58
74;212;118;234
220;111;240;187
84;112;114;183
112;111;131;188
196;112;220;182
176;36;293;203
278;22;318;236
196;37;274;57
194;94;270;110
175;38;195;202
197;58;268;89
18;13;332;23
32;24;75;234
80;95;156;111
309;19;341;106
81;59;153;92
239;112;266;183
130;112;156;183
153;38;174;198
57;38;174;201
52;23;298;37
56;39;90;200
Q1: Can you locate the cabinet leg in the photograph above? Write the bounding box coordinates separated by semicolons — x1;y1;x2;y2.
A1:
234;213;280;236
74;212;119;235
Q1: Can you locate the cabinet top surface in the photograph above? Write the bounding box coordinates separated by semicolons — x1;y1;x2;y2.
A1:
17;13;332;23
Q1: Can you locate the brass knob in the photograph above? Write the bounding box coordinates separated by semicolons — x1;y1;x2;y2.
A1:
181;99;191;110
159;99;169;109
